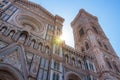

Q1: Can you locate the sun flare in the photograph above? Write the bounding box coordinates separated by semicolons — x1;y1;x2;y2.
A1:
60;34;65;41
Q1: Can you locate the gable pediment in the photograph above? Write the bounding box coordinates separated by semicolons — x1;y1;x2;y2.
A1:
0;43;28;80
16;0;55;21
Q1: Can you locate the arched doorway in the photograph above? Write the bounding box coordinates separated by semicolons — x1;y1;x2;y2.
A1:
0;63;24;80
65;72;81;80
0;70;17;80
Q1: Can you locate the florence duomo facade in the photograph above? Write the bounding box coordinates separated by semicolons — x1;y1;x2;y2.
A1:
0;0;120;80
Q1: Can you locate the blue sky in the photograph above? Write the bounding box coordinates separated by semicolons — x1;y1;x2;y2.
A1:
29;0;120;57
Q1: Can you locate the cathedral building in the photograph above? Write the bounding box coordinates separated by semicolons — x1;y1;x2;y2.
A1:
0;0;120;80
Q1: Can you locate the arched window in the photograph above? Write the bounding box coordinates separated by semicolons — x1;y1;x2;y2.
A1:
67;72;81;80
97;40;102;47
8;30;15;37
71;57;75;66
41;45;45;52
55;45;59;55
65;55;69;63
92;26;98;34
104;44;108;50
106;60;112;69
30;39;36;48
89;62;94;71
18;32;27;43
81;47;85;52
78;60;82;68
79;28;84;37
85;42;89;50
45;46;50;54
0;27;7;33
38;42;43;50
113;63;120;73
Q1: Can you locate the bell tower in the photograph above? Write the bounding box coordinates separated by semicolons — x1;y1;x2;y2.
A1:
71;9;120;79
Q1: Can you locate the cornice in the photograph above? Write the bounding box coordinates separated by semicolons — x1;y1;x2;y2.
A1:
55;15;64;23
63;44;85;57
16;0;54;19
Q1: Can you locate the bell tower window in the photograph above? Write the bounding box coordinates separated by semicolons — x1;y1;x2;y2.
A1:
97;40;102;47
113;63;120;73
79;28;84;37
85;42;89;50
92;26;98;34
104;44;108;50
106;60;112;69
81;47;85;52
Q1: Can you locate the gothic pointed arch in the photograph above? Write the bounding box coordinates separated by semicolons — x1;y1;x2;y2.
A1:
85;41;89;50
79;27;84;37
38;42;43;50
7;29;16;37
92;26;98;34
97;40;102;47
0;26;8;34
30;39;36;48
65;72;81;80
81;47;85;52
0;43;28;80
18;31;29;43
112;61;120;73
104;57;112;69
